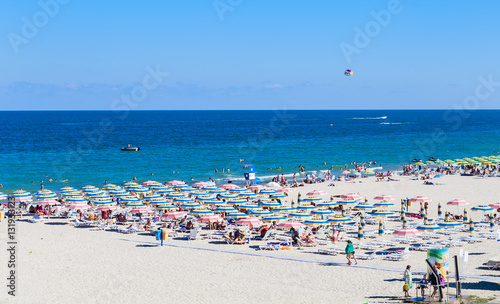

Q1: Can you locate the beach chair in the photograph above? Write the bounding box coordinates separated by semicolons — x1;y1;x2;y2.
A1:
486;257;500;270
185;229;200;240
383;247;410;261
259;241;288;250
28;214;44;223
317;248;338;256
224;235;248;245
356;252;376;260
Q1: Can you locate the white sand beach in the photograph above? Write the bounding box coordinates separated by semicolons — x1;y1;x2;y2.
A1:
1;175;500;304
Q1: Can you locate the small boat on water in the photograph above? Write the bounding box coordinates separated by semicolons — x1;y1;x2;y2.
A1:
121;144;140;151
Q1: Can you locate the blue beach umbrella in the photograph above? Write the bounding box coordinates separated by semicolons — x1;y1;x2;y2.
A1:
177;187;197;192
203;200;227;206
259;201;282;208
225;212;249;219
301;196;322;202
218;193;239;199
189;209;213;216
238;204;261;210
180;202;202;209
214;206;238;213
260;189;276;194
166;193;186;198
271;206;296;213
337;200;357;206
288;212;313;219
358;224;364;240
195;195;216;202
304;219;329;226
174;197;195;203
373;201;395;208
354;203;375;210
249;210;273;217
270;193;287;199
438;221;462;228
316;201;338;208
416;222;443;232
123;203;147;208
328;216;352;224
261;216;287;222
296;204;317;211
471;205;495;212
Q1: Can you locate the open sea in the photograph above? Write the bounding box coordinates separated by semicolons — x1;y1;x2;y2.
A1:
1;110;499;193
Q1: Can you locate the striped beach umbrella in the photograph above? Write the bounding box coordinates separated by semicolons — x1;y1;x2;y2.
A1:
259;201;282;208
214;206;238;213
148;198;170;205
490;217;495;228
65;197;87;203
360;213;365;228
132;187;150;193
328;216;352;224
238;204;261;210
208;189;228;194
249;210;273;217
189;190;208;196
92;199;115;206
370;210;395;217
358;224;364;240
156;205;178;211
469;221;474;233
374;194;395;201
261;216;287;222
438;203;442;217
225;212;249;219
296;204;317;211
278;221;305;228
180;202;202;209
463;209;468;223
420;205;425;218
416;222;443;232
156;188;177;195
337;200;357;206
119;197;142;204
260;189;276;194
471;205;495;212
374;201;394;208
438;221;463;229
378;221;384;236
174;197;195;203
402;216;407;228
177;187;197;192
195;195;216;202
316;201;338;208
142;193;163;201
189;209;213;216
304;219;329;226
341;193;363;200
229;187;247;193
341;205;346;217
10;190;32;198
311;209;335;217
113;193;132;198
166;193;186;198
269;193;287;199
227;198;248;204
271;206;296;213
354;203;375;211
218;193;239;199
288;212;313;220
236;218;262;226
173;184;189;189
123;203;147;208
301;196;322;202
411;196;432;203
203;200;226;206
198;215;224;223
238;192;257;198
297;192;302;204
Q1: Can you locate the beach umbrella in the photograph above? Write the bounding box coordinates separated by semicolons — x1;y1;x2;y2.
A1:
180;202;202;209
119;197;142;204
177;187;197;192
66;203;90;210
402;216;407;228
198;215;224;223
374;194;395;201
316;201;338;208
201;186;218;191
360;213;365;228
296;205;317;211
208;189;229;195
469;221;474;233
438;203;442;217
378;221;384;236
311;209;335;217
249;210;273;217
341;193;362;200
257;189;275;195
189;190;208;196
337;200;357;206
358;224;364;240
142;194;163;201
220;183;239;189
471;205;495;212
225;213;249;219
490;217;495;228
166;193;186;198
195;195;216;202
488;202;500;209
96;206;120;211
0;192;7;200
141;180;161;186
444;212;450;222
373;201;395;208
341;205;346;217
173;184;189;189
227;198;248;204
218;193;239;199
463;209;468;223
9;190;31;199
297;192;302;204
341;170;350;175
113;193;133;198
447;199;469;214
266;182;281;188
155;188;177;195
278;221;305;228
214;206;238;213
271;206;296;213
259;201;282;208
166;180;185;185
420;205;425;218
328;216;352;224
288;212;313;219
438;221;463;229
301;196;322;202
393;228;421;236
307;190;327;196
276;187;296;193
401;206;405;221
162;211;188;220
128;208;154;214
236;218;262;226
132;187;150;193
156;205;178;211
370;210;395;217
189;209;214;216
229;187;247;193
92;200;115;206
304;219;329;226
416;222;443;232
65;197;87;203
123;203;147;208
192;182;212;188
122;182;138;187
247;185;265;190
410;196;432;202
261;216;287;222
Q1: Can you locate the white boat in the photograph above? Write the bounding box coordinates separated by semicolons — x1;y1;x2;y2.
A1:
121;145;140;151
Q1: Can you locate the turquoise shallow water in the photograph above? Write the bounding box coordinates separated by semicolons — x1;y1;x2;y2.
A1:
0;110;499;192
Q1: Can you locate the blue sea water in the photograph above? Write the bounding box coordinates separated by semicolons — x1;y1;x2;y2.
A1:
1;110;499;193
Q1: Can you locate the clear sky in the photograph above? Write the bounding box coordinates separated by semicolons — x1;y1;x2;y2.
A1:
1;0;500;110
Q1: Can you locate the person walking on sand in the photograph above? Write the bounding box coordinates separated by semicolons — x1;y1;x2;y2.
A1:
403;265;412;297
345;240;356;265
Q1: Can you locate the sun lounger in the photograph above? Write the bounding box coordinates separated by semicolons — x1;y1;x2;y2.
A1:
28;214;44;223
224;235;248;245
486;257;500;270
317;248;338;256
259;241;289;250
356;252;376;260
383;247;410;261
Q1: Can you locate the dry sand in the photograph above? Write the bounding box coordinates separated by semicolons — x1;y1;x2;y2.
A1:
1;175;500;304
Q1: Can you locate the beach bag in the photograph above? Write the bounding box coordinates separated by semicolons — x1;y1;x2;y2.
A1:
403;283;409;292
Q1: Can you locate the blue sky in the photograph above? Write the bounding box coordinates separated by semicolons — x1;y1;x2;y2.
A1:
1;0;500;110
